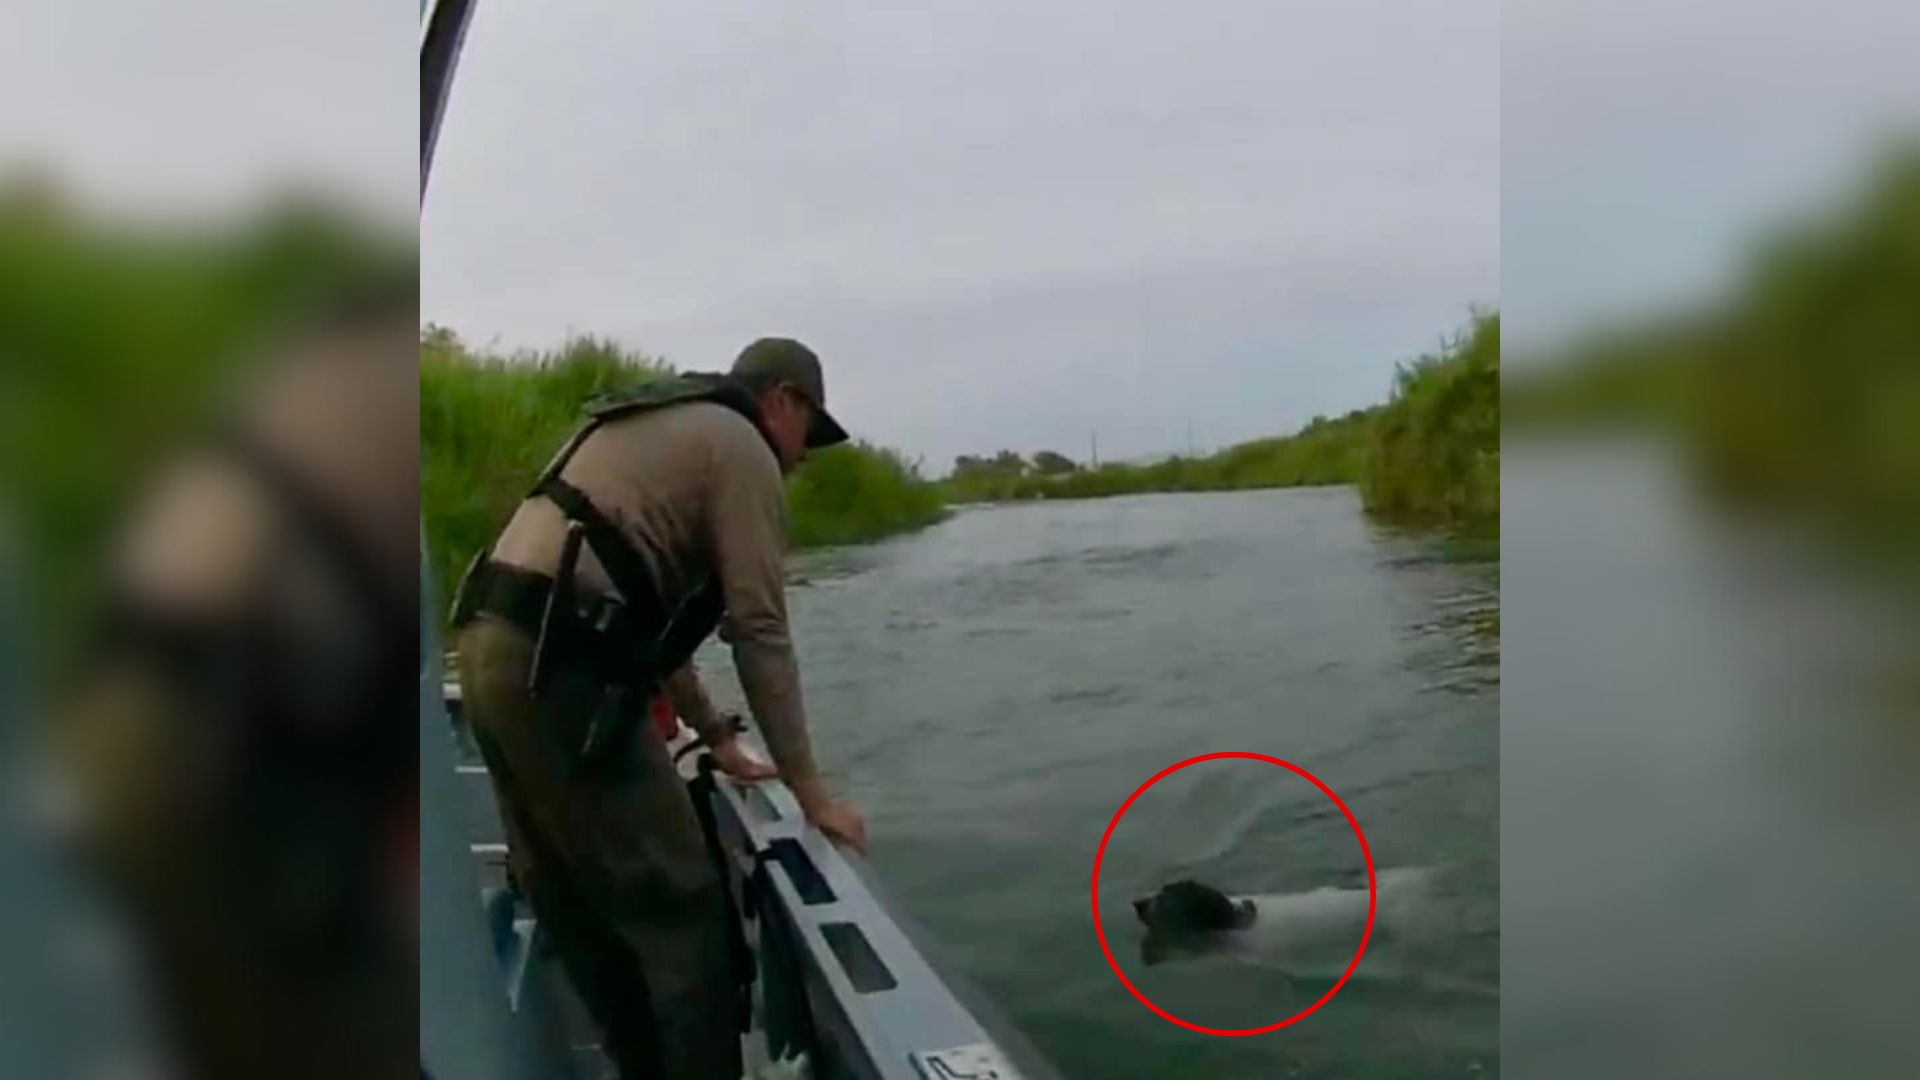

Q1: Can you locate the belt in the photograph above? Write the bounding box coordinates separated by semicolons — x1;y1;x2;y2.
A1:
460;560;636;645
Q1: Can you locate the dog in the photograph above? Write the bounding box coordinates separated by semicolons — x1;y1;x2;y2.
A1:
1134;878;1289;967
1131;880;1256;964
1132;868;1501;1001
1132;868;1445;970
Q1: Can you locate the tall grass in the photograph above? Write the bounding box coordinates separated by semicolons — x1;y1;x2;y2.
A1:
786;443;949;547
419;329;651;606
0;190;411;653
1360;312;1500;536
420;330;948;606
1504;143;1920;578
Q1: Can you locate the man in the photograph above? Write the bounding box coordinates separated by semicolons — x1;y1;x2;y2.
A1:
59;289;420;1080
453;336;868;1080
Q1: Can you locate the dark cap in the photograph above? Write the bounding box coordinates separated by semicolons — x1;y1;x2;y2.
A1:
730;337;849;449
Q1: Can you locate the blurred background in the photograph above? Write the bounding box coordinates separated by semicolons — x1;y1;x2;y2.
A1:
1;4;414;1077
1503;0;1919;1076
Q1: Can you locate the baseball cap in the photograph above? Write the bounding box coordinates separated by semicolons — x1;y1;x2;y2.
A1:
730;337;850;449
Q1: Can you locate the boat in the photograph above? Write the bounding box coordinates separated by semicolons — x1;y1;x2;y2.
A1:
435;671;1060;1080
420;4;1061;1076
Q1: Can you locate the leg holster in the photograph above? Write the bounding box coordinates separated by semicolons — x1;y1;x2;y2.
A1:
452;541;664;767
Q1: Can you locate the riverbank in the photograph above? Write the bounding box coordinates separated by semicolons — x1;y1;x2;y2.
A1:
943;313;1501;539
1359;311;1500;537
420;329;948;605
941;409;1375;503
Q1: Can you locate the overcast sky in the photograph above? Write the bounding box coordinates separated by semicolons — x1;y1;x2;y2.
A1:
1;3;411;222
421;1;1499;468
8;5;1915;465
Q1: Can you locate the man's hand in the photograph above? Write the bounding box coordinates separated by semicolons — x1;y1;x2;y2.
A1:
802;796;869;857
709;735;778;783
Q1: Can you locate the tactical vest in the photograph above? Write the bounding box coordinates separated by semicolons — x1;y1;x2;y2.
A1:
457;373;779;698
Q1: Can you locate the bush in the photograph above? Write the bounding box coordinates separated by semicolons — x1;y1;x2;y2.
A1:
1359;312;1500;536
787;443;949;548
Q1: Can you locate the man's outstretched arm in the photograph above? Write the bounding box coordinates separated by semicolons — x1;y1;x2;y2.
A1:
705;429;867;852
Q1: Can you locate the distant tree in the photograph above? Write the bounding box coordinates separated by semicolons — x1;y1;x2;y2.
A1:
421;322;462;351
1032;450;1078;475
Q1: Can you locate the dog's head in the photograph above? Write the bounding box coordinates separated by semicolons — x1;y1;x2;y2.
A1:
1132;879;1256;964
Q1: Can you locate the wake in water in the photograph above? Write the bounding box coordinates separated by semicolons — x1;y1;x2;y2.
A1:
1132;866;1496;998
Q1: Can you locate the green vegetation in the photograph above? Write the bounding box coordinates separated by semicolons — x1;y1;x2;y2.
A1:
420;329;646;607
1684;147;1920;552
1360;312;1500;537
420;329;948;605
943;410;1376;503
0;185;411;652
937;313;1501;541
786;443;949;548
1503;142;1920;578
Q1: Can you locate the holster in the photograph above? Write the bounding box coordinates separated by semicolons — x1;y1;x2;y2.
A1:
529;523;587;697
452;546;667;769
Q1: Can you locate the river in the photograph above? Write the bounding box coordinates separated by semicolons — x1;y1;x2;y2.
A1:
699;486;1500;1078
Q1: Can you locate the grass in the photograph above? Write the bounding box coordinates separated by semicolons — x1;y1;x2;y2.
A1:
1359;312;1500;537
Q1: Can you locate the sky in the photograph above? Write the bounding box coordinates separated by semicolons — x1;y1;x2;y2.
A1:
6;5;1915;465
420;1;1500;468
0;3;413;224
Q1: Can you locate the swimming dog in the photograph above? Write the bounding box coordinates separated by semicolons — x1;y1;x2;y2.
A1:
1132;868;1443;970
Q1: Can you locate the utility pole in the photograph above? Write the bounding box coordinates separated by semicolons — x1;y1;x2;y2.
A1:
1090;429;1099;468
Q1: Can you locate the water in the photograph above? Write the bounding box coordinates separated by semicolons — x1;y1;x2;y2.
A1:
1502;439;1920;1079
701;487;1499;1078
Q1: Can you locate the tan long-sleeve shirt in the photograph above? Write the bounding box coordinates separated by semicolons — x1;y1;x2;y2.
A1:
490;401;818;786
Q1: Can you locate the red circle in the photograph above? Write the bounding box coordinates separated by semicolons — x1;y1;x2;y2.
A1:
1091;752;1376;1036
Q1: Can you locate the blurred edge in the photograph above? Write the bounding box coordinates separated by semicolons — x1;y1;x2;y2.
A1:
1503;124;1920;1079
1506;139;1920;596
2;3;418;1077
